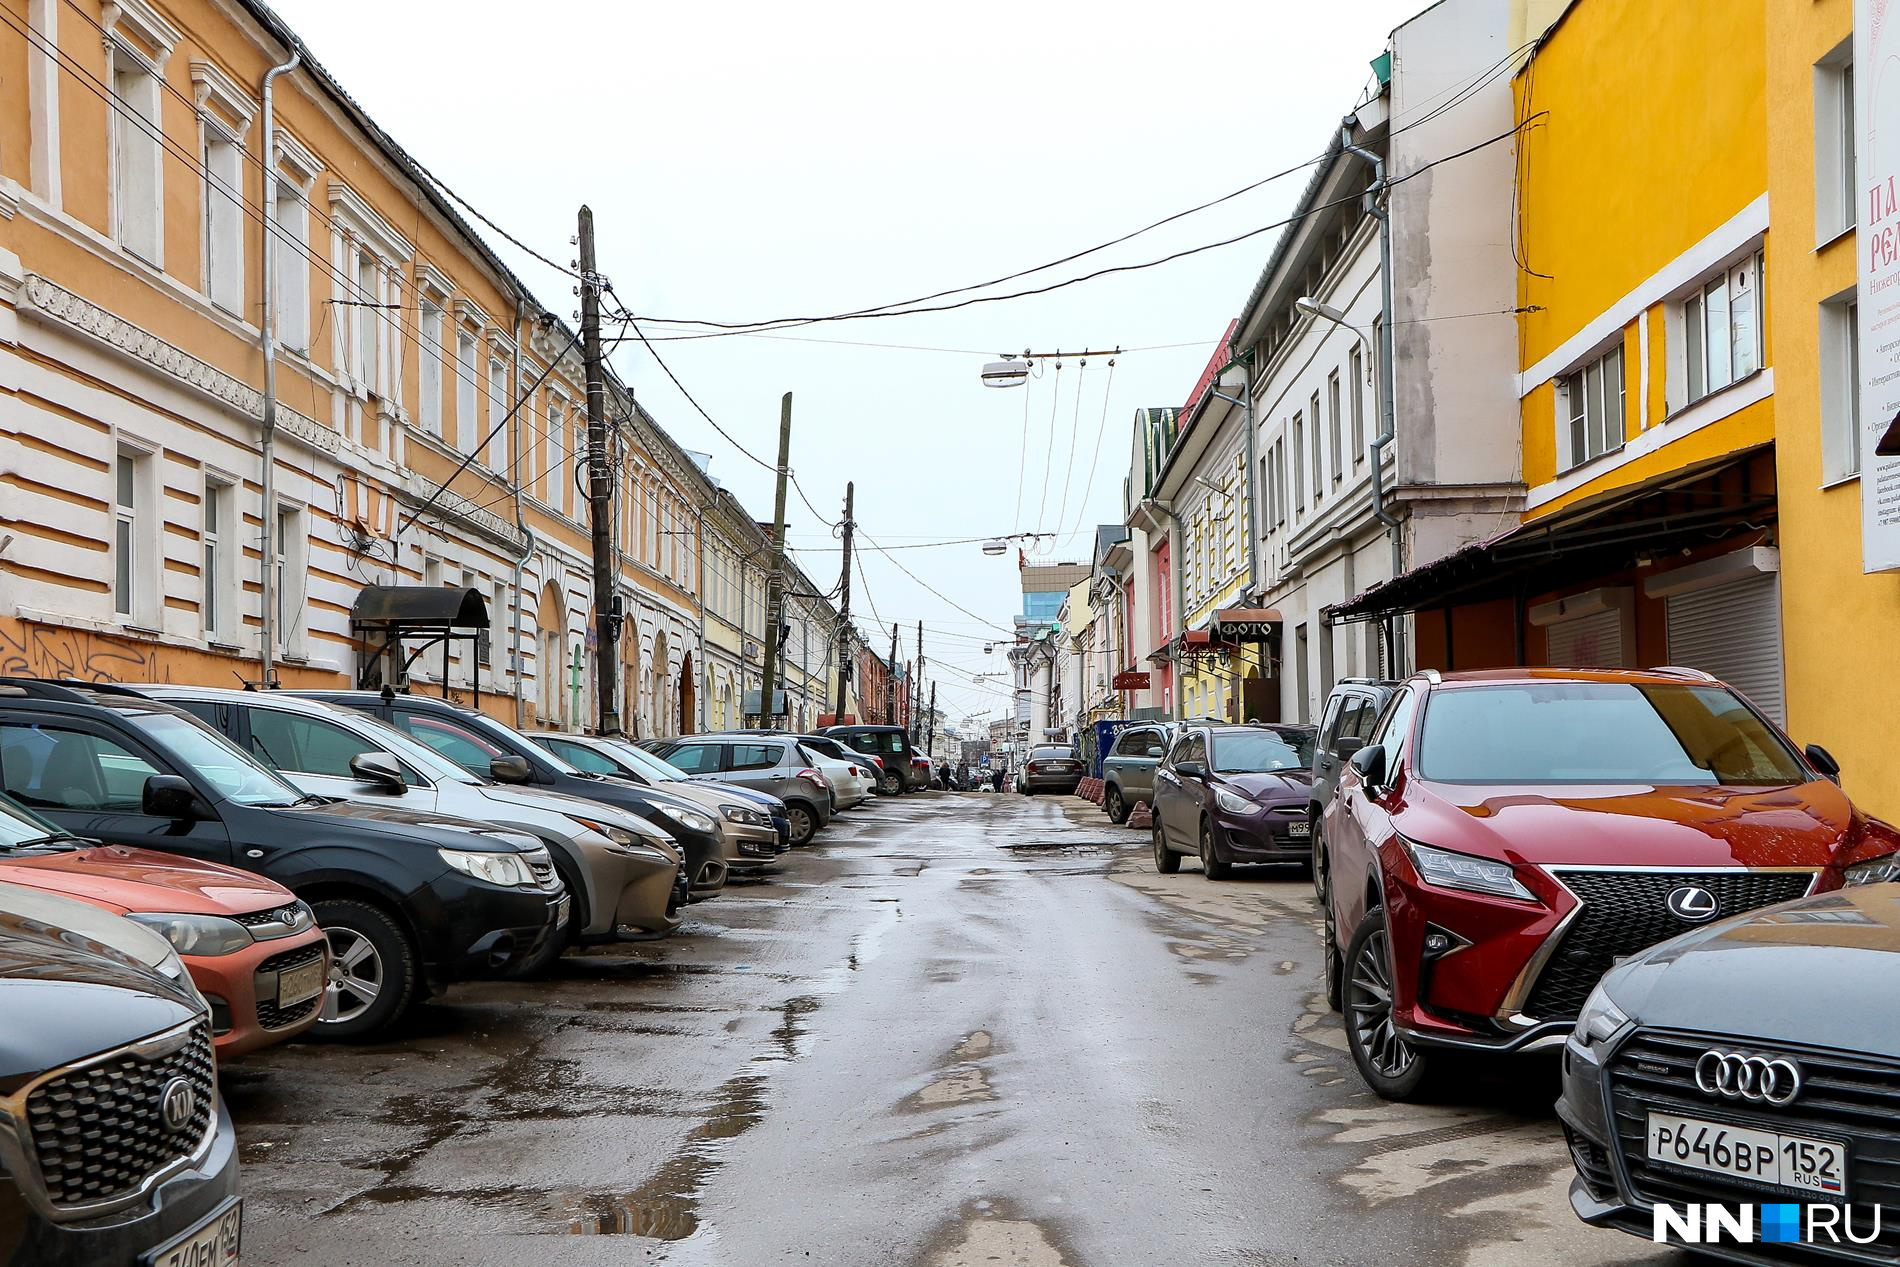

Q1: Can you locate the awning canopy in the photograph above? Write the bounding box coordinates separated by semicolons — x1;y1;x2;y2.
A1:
350;585;489;632
1327;444;1776;622
1211;607;1283;640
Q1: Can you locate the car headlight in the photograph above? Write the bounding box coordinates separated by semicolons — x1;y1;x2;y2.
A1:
657;805;717;835
123;912;254;957
438;847;532;887
721;805;770;827
1403;840;1535;901
1572;980;1632;1048
1213;788;1258;815
566;814;638;847
1843;853;1900;886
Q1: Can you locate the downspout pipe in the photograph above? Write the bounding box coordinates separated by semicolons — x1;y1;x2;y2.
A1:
257;49;300;688
1340;115;1404;670
510;302;533;727
693;505;708;732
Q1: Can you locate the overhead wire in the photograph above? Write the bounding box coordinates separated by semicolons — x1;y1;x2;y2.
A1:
1050;359;1090;541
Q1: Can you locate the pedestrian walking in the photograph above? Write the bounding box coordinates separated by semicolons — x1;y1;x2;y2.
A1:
991;768;1004;792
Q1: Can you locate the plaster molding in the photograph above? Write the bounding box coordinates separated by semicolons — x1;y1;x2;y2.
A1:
189;58;255;136
101;0;179;66
327;179;413;263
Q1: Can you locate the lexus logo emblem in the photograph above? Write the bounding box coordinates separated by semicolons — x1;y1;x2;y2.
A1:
1666;884;1720;922
158;1077;197;1134
1695;1050;1803;1106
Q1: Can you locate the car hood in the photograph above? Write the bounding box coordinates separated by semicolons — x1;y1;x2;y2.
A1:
0;846;293;917
1606;883;1900;1057
1405;778;1858;869
0;885;200;1085
461;783;675;847
638;780;751;817
1220;770;1314;803
277;798;539;852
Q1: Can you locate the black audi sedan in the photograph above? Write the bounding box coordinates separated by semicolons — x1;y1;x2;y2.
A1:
0;884;239;1267
1151;723;1318;879
1561;875;1900;1262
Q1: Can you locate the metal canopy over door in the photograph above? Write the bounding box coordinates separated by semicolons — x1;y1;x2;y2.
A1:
1665;573;1785;724
1545;608;1626;668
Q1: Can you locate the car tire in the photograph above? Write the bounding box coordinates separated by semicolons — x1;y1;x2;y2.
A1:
785;802;818;846
1343;907;1433;1101
309;898;419;1042
1312;824;1331;906
1199;821;1231;880
1322;900;1343;1013
1105;785;1128;824
879;770;901;796
1152;816;1180;874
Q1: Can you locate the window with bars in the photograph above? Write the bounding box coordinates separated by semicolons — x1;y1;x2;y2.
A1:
1560;343;1626;471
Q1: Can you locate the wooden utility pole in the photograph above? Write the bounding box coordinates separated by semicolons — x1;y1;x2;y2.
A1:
755;392;793;726
832;482;854;722
912;620;924;743
927;682;937;752
886;622;899;724
578;206;618;734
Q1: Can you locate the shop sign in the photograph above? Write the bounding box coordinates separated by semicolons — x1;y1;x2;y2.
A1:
1859;0;1900;571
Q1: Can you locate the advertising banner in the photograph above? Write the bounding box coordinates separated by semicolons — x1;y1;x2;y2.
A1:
1860;0;1900;570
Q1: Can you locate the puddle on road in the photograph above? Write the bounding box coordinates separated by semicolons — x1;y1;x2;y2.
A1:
901;1030;1000;1112
920;1197;1076;1267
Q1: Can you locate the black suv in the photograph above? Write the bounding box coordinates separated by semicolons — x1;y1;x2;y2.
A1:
820;724;918;794
1309;678;1396;824
0;883;238;1267
293;690;730;899
0;680;565;1039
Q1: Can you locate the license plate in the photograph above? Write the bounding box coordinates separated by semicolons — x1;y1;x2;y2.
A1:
1288;821;1312;838
555;894;572;928
1647;1112;1848;1196
274;959;324;1008
144;1196;241;1267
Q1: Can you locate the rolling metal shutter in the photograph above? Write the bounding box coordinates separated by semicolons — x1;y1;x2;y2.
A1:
1545;608;1626;668
1665;573;1784;724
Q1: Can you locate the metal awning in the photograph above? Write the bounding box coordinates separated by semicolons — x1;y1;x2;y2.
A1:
1327;444;1776;623
350;586;490;695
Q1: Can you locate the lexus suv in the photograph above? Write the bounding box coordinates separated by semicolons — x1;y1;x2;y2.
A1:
1319;667;1890;1100
0;884;239;1267
1561;881;1900;1263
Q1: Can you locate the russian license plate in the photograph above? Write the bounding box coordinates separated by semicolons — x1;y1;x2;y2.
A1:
1288;821;1312;838
1647;1112;1848;1196
555;894;572;928
144;1196;241;1267
274;959;324;1008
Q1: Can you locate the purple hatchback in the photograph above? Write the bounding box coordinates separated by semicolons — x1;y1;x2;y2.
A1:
1150;723;1319;879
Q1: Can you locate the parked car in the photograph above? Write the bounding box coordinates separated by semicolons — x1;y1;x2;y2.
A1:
1020;745;1084;796
1310;678;1397;826
821;724;920;794
1320;667;1892;1101
0;678;566;1040
802;743;872;811
136;686;687;956
292;690;731;900
1102;724;1171;824
526;732;784;870
572;734;794;851
1559;879;1900;1263
789;734;885;793
649;734;834;845
0;791;327;1056
0;883;239;1267
913;755;934;790
1151;723;1318;879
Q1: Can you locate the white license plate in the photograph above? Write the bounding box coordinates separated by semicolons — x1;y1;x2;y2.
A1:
274;959;324;1008
1287;821;1312;838
555;894;572;928
1647;1112;1848;1196
144;1196;241;1267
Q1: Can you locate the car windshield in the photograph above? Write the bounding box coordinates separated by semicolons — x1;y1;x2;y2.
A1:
603;741;689;782
1416;681;1809;785
0;793;70;848
127;711;309;805
1211;729;1315;772
352;714;481;785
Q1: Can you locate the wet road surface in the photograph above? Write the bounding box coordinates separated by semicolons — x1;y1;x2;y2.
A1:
225;790;1679;1265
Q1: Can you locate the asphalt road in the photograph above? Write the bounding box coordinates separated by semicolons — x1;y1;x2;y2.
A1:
224;790;1681;1266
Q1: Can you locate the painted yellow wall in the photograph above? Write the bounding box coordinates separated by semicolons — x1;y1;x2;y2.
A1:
1766;0;1900;817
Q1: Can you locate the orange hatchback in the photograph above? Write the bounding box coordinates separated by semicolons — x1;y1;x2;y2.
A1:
0;791;329;1056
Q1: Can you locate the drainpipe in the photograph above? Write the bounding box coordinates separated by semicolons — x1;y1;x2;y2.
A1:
510;302;533;727
692;503;708;732
1340;115;1404;670
257;48;300;687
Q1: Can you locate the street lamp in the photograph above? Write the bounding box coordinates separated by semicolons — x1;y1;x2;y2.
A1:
982;359;1030;389
1295;298;1375;380
981;538;1009;556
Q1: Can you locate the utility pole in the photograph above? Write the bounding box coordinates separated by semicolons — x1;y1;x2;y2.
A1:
833;482;854;722
912;621;924;743
755;393;793;726
886;622;899;724
578;205;618;734
927;682;937;754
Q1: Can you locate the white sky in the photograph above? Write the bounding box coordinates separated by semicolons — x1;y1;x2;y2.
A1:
274;0;1430;728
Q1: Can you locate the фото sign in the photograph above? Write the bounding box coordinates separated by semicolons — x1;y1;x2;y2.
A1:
1859;0;1900;570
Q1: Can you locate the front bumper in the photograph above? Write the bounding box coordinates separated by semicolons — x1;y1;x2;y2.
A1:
189;927;329;1059
1213;810;1313;862
723;821;783;870
412;873;566;981
0;1100;239;1267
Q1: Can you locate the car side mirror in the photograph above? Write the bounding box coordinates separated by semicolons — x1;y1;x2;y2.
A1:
1175;761;1207;779
1349;743;1388;789
1333;735;1365;760
349;751;406;792
1805;743;1842;784
141;774;197;820
490;755;533;784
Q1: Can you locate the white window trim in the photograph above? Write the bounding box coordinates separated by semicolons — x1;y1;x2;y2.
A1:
1814;39;1856;249
1556;340;1627;473
1819;287;1861;488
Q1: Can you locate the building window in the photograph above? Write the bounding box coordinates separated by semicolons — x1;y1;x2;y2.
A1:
354;255;380;396
203;132;243;314
547;403;565;504
418;301;443;435
1821;293;1861;484
1684;252;1764;404
272;183;309;351
1815;43;1856;244
1292;413;1305;508
1327;371;1343;482
455;329;478;452
1560;343;1626;471
275;505;304;651
202;478;231;638
111;61;162;264
113;450;143;618
486;358;508;470
1349;346;1365;463
1310;390;1324;498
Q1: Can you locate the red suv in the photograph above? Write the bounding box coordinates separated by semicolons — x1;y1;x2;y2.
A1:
1318;667;1898;1100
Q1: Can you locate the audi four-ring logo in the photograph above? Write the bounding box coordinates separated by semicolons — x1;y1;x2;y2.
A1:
1694;1050;1803;1106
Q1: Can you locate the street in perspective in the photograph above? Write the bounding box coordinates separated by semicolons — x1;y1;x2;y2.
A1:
3;0;1900;1264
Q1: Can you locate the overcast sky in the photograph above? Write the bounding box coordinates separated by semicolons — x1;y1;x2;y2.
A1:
275;0;1429;728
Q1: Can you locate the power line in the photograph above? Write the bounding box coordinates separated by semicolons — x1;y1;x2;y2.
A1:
856;528;1015;636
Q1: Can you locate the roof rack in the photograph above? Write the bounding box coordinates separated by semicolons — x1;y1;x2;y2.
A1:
1418;669;1443;684
0;677;96;703
1647;665;1717;682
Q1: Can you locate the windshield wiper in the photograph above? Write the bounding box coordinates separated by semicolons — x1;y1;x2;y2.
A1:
10;833;80;850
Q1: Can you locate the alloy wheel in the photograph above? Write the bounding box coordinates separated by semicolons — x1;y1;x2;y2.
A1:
322;926;383;1025
1346;926;1415;1080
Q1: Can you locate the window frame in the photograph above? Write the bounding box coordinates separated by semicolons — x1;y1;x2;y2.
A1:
1559;342;1627;472
1682;251;1765;407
